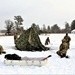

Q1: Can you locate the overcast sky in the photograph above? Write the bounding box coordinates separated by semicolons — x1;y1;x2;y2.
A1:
0;0;75;29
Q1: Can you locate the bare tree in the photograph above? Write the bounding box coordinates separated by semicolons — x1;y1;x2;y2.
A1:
14;15;23;33
5;20;14;35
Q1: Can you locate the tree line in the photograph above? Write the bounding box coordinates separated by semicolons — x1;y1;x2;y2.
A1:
4;15;75;35
5;15;24;35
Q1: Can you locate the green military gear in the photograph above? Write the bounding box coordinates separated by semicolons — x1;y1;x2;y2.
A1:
64;33;71;49
0;45;4;52
15;27;49;51
0;45;6;54
60;39;68;50
62;39;66;43
59;41;68;50
56;39;69;58
64;33;71;43
45;37;50;45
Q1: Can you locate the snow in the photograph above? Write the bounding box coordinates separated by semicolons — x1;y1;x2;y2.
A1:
0;34;75;74
71;29;75;34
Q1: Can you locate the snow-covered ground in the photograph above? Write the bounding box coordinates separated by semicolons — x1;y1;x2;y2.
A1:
0;34;75;74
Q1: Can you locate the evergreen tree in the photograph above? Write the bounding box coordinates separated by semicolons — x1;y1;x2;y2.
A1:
47;25;51;33
51;24;60;33
71;20;75;31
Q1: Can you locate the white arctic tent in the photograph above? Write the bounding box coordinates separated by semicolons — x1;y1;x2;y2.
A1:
71;29;75;34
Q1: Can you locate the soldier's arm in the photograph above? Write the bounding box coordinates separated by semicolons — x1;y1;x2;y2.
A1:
59;44;63;50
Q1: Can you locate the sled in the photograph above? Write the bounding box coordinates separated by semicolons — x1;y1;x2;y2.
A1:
4;55;51;66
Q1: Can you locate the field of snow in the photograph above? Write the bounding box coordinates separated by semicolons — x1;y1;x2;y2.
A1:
0;34;75;74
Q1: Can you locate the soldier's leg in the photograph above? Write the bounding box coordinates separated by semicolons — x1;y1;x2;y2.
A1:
61;53;66;58
56;51;61;56
60;50;66;58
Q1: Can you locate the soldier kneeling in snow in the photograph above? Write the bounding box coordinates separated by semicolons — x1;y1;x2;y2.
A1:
0;45;6;54
45;37;50;45
56;39;69;58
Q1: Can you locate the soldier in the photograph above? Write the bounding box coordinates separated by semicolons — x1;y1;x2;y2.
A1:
0;45;6;54
45;37;50;45
56;39;69;58
63;33;71;49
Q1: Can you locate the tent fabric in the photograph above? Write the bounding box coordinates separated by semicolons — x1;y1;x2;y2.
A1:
15;27;49;51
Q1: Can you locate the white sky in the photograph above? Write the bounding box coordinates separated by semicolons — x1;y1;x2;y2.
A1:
0;0;75;29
